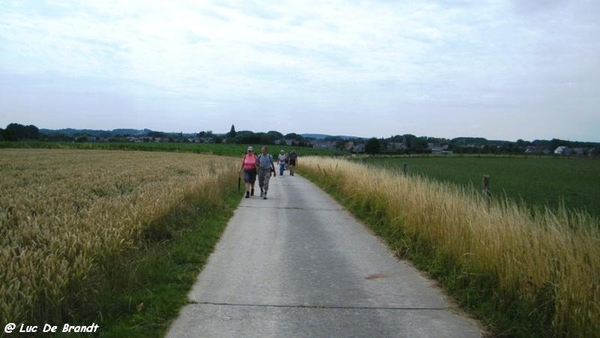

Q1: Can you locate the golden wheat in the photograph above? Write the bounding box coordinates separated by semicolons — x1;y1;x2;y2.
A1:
0;149;237;324
301;156;599;337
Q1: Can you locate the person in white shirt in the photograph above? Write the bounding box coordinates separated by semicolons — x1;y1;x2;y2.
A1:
277;150;287;176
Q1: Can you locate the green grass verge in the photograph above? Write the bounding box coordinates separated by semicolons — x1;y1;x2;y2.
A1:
50;177;242;338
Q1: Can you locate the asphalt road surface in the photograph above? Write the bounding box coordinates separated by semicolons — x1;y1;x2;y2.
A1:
166;172;481;338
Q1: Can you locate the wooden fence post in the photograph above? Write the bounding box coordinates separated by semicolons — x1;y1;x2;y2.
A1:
482;174;491;209
403;163;408;176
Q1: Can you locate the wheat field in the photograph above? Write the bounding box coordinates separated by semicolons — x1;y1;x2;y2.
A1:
301;157;599;337
0;149;237;325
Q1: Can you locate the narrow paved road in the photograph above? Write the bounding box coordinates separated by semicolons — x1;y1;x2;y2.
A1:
166;173;481;337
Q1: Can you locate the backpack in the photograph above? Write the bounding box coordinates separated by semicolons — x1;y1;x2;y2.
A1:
258;154;275;172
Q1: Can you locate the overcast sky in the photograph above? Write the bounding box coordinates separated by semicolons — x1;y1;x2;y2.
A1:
1;1;599;141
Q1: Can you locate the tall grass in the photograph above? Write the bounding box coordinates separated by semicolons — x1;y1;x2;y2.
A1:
358;156;600;218
0;149;238;327
300;157;599;338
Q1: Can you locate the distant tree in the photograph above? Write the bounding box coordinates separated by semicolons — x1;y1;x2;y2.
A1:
412;137;429;151
258;132;273;145
365;137;381;155
325;136;344;142
227;125;237;139
147;131;166;138
0;128;4;141
379;139;389;152
5;123;40;140
46;132;73;142
550;138;570;151
285;133;303;140
516;139;530;148
389;135;404;143
267;130;284;141
236;131;261;144
197;130;215;139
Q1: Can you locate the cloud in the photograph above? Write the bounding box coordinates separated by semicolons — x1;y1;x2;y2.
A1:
0;1;490;98
0;0;599;141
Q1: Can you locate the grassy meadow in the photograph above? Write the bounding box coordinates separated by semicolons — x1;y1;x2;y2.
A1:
0;149;240;336
300;157;599;338
357;155;600;218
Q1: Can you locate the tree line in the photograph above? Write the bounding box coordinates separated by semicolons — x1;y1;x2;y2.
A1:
0;123;314;147
224;125;312;147
0;123;41;141
2;123;597;156
363;135;598;156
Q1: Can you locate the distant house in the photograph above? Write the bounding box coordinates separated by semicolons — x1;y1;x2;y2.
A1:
312;140;337;150
525;146;538;154
428;143;451;154
554;146;572;155
352;144;365;153
441;144;452;154
388;142;405;151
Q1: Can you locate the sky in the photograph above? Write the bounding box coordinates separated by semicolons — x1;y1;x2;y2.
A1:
1;1;599;142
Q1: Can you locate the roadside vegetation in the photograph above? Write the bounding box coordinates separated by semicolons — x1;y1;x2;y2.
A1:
0;149;241;337
356;155;600;218
2;141;598;337
299;157;599;338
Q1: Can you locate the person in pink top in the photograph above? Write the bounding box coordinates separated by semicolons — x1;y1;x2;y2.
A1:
239;146;258;198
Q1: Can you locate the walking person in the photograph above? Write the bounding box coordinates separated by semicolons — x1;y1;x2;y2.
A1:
239;146;258;198
288;150;298;176
277;150;287;176
258;146;276;199
284;151;289;171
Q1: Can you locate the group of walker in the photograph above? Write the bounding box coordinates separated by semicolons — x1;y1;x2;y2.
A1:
239;146;298;200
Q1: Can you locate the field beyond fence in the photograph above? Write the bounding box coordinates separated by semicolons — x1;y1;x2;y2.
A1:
0;149;238;334
300;157;599;338
357;155;600;219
